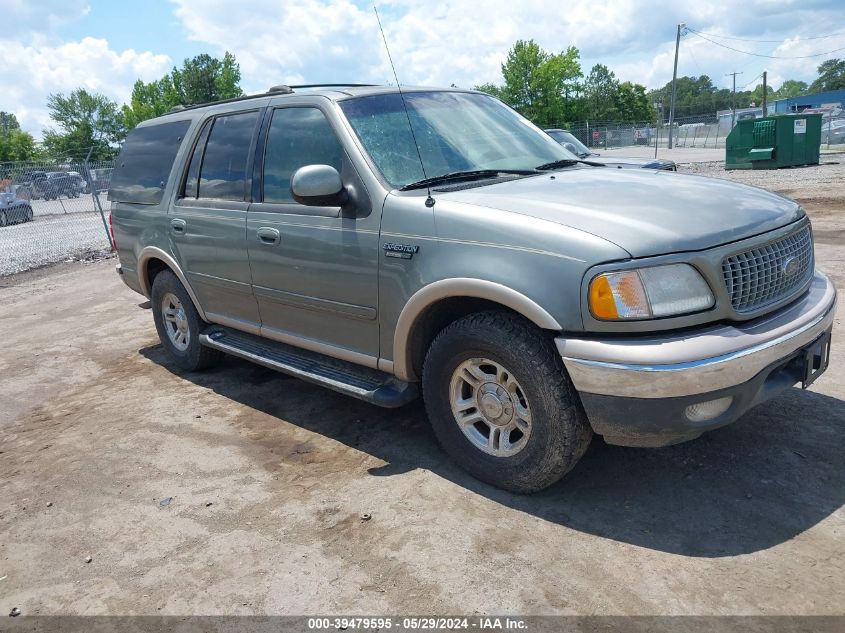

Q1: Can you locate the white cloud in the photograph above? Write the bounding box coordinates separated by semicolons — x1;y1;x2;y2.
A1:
2;0;844;141
169;0;845;97
0;36;171;137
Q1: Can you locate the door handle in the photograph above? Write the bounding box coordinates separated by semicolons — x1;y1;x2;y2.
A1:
256;227;281;246
170;218;187;235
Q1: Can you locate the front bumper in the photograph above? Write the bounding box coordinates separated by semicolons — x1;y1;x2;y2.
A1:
557;271;837;446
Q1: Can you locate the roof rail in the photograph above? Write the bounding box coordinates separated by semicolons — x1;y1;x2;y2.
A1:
286;83;377;89
157;84;382;118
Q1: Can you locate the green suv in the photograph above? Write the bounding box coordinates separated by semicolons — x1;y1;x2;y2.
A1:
110;85;837;492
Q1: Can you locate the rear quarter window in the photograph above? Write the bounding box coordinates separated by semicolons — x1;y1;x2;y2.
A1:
109;119;192;204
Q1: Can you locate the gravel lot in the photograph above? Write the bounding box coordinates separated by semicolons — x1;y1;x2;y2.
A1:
0;164;843;616
0;194;111;276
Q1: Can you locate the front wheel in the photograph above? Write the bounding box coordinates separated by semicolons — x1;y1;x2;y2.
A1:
0;211;7;227
151;270;220;371
422;311;592;493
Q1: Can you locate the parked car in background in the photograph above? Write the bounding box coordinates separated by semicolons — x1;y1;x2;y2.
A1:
822;119;845;145
0;192;34;227
45;172;82;198
67;171;89;194
545;128;677;171
14;171;59;201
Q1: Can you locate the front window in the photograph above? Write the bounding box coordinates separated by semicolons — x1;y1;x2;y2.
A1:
339;91;576;188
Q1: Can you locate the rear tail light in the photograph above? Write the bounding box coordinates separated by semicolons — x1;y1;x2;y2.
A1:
108;212;117;251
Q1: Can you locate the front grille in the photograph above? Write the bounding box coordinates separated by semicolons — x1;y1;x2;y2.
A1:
722;225;813;313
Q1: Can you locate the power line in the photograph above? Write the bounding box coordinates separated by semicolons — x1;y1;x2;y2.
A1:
687;29;845;59
687;27;845;43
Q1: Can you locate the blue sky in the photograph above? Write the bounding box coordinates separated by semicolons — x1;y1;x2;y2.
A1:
3;0;845;137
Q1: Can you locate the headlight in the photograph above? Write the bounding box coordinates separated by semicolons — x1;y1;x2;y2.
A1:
589;263;714;321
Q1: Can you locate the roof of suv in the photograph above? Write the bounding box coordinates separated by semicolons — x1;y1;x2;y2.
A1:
149;84;479;122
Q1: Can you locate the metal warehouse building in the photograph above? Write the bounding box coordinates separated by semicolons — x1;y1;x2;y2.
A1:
773;89;845;114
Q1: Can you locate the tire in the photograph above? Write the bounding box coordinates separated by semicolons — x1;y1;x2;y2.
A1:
0;211;7;228
151;270;221;371
24;207;33;222
422;311;593;493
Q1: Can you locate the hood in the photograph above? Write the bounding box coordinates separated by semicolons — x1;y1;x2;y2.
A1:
595;156;676;170
437;168;804;258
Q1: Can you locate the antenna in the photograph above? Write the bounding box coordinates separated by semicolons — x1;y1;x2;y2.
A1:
373;6;434;207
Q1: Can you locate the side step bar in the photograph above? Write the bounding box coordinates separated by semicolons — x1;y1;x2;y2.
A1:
199;327;418;408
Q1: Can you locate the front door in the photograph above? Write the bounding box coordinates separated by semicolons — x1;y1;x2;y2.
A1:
170;110;262;329
246;105;381;363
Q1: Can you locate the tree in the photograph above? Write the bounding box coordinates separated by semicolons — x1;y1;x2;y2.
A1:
0;112;37;162
750;83;775;107
614;82;654;122
42;89;125;161
775;79;807;99
482;40;582;126
583;64;620;120
121;52;243;129
473;83;504;99
809;58;845;93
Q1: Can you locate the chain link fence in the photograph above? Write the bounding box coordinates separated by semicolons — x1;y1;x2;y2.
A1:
0;158;114;276
553;112;845;152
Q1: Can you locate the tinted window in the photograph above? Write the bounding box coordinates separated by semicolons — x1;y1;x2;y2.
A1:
109;119;191;204
199;111;259;200
263;108;344;203
182;119;212;198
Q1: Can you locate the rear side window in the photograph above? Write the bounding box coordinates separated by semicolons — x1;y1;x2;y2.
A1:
109;120;191;204
262;108;344;203
198;111;260;200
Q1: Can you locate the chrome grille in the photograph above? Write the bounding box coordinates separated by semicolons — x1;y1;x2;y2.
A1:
722;225;813;313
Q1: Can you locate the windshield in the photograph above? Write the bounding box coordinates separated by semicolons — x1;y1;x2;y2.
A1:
546;130;591;158
339;91;577;188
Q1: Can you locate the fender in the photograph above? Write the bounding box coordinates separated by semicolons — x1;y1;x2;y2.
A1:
391;278;563;382
136;246;209;322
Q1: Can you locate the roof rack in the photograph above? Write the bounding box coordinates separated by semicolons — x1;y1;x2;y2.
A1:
165;84;380;115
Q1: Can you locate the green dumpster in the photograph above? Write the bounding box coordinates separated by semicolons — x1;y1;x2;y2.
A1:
725;113;821;170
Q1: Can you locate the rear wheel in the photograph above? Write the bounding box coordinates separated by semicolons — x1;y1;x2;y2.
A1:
422;311;592;493
0;211;7;227
24;207;33;222
151;270;220;371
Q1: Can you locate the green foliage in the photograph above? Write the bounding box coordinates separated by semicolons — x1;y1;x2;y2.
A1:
0;112;37;162
121;52;244;130
614;82;654;122
774;79;807;99
481;39;582;126
477;41;653;125
809;58;845;93
647;75;752;118
42;89;125;161
749;83;775;106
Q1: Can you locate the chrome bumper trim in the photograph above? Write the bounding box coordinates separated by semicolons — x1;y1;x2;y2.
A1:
559;271;837;398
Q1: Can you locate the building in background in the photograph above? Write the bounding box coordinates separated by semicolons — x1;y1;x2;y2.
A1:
772;89;845;119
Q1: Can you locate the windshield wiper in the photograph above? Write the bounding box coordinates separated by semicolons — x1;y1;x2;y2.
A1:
535;158;606;170
399;169;538;191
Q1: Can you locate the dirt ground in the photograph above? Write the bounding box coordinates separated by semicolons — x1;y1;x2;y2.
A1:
1;163;843;616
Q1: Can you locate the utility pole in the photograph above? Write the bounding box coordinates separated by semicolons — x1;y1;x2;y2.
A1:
667;22;685;150
727;71;743;128
762;70;768;117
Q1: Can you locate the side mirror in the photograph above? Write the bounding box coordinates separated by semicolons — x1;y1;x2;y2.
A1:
563;142;578;154
290;164;348;207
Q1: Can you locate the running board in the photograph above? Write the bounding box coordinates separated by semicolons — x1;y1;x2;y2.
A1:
199;327;418;408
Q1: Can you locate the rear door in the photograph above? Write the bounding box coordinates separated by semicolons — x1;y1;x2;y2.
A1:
170;109;262;330
246;104;381;363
